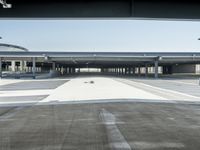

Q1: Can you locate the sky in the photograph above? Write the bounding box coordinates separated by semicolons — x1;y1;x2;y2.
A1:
0;19;200;52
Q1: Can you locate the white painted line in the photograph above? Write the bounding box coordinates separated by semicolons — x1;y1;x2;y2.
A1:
0;101;37;105
100;109;132;150
165;80;198;86
0;79;22;86
129;79;200;101
130;141;184;149
0;90;52;97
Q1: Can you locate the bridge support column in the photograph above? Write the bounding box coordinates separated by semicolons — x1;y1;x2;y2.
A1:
52;62;56;71
32;57;36;79
145;64;148;77
128;67;131;75
11;61;15;72
72;68;75;74
20;61;26;72
68;67;71;74
132;67;135;75
0;58;2;78
121;68;124;75
125;68;127;75
154;60;158;78
138;66;141;77
122;68;124;75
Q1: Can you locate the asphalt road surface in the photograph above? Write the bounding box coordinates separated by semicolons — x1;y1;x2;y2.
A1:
0;102;200;150
0;76;200;150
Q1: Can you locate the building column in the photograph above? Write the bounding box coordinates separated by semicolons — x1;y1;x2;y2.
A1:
0;58;2;78
121;68;124;75
131;67;135;75
154;60;158;78
129;67;131;75
20;61;25;72
52;62;56;71
72;68;75;74
32;57;36;79
138;66;141;76
124;68;127;75
11;61;15;72
145;64;148;77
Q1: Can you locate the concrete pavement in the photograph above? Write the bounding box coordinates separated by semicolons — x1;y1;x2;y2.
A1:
0;76;200;150
0;102;200;150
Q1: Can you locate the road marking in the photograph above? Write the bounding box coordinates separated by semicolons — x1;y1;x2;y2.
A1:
0;90;52;97
118;78;200;101
130;141;184;149
100;109;132;150
165;80;198;86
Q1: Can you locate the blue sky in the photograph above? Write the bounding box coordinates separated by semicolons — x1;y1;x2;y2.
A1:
0;20;200;52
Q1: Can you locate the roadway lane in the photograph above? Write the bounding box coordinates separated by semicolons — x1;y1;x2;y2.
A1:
127;78;200;98
0;80;69;91
0;79;70;105
0;102;200;150
0;76;200;150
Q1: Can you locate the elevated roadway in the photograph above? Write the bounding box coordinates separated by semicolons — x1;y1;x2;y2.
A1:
0;51;200;78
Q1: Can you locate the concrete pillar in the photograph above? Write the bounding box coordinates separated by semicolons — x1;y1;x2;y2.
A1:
52;62;56;71
20;61;25;72
125;68;127;75
154;60;158;78
132;67;135;75
32;57;36;79
121;68;124;75
128;67;131;75
73;68;75;73
0;58;2;78
11;61;15;72
138;67;141;76
145;64;148;77
6;63;9;71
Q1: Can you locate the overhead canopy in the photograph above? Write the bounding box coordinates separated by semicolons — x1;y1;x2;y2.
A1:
0;0;200;20
0;51;200;67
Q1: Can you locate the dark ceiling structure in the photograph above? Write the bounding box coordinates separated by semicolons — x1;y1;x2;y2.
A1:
0;0;200;19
